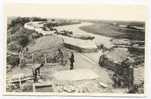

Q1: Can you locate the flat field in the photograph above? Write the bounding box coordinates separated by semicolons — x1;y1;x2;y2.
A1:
79;21;145;41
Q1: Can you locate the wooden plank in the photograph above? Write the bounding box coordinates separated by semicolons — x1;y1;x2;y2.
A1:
9;77;33;83
98;81;108;88
34;83;53;88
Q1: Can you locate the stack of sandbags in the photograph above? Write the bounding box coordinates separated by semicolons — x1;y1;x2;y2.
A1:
99;48;130;71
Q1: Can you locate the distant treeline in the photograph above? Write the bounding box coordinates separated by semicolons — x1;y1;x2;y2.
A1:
82;19;145;27
7;17;47;29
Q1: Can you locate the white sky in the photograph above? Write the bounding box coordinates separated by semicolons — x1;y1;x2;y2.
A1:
5;4;147;21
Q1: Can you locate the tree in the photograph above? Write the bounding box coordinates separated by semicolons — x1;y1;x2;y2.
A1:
18;35;30;48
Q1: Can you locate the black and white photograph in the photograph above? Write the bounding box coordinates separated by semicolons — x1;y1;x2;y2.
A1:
6;16;145;95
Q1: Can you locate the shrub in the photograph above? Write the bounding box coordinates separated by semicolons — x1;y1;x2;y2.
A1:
8;42;21;52
7;55;19;67
18;35;30;48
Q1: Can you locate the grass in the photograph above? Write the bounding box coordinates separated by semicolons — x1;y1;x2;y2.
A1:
27;35;63;53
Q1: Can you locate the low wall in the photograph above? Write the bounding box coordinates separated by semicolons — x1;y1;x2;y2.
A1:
64;43;97;53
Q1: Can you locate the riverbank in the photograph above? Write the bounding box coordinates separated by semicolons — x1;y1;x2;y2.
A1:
79;22;145;41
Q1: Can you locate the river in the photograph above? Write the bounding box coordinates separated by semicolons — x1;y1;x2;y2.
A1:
25;21;113;49
55;22;113;48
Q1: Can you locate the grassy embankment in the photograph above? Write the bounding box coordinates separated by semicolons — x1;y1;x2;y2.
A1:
7;17;44;68
7;17;76;67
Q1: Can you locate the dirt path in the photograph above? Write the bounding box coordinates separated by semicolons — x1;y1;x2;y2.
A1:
74;52;112;85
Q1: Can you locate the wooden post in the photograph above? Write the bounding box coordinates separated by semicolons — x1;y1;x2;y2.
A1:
32;53;34;63
32;53;35;83
18;50;23;90
19;74;23;90
45;54;47;64
33;83;36;92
